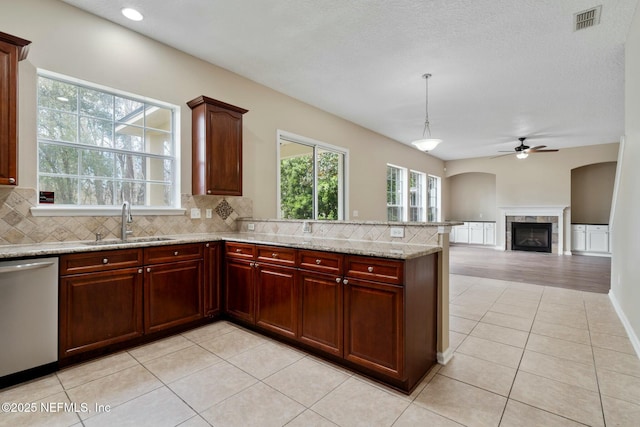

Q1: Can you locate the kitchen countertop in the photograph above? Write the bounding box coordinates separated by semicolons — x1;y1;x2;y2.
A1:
0;232;441;261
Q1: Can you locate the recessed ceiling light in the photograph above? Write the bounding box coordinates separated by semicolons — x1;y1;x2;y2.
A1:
122;8;143;21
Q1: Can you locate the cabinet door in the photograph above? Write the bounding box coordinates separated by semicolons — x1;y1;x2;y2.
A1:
188;96;248;196
144;260;203;334
225;258;255;323
572;229;586;251
59;267;143;359
587;230;609;253
204;242;220;317
455;225;469;243
343;278;404;379
469;223;484;244
298;270;343;357
484;223;495;246
255;263;298;338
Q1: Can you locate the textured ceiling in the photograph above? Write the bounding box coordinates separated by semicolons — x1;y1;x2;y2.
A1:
60;0;639;160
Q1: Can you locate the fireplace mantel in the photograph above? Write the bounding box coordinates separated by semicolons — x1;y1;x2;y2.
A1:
497;206;568;255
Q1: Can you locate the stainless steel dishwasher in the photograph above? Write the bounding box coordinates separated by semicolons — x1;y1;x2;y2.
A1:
0;257;58;386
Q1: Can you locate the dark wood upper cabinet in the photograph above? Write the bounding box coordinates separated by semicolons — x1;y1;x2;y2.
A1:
0;32;31;186
187;96;248;196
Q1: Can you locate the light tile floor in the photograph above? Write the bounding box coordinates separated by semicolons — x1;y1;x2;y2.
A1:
2;274;640;426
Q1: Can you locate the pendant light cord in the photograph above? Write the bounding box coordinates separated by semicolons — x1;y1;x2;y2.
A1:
422;73;432;138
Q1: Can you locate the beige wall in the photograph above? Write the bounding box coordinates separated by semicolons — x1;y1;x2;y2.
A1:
571;162;616;224
611;1;640;354
447;173;496;221
3;0;445;222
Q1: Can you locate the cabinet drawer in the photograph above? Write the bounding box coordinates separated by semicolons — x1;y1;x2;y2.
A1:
586;225;609;232
256;245;296;266
345;256;403;285
144;243;203;265
298;250;343;275
60;249;143;275
225;242;256;259
572;224;586;231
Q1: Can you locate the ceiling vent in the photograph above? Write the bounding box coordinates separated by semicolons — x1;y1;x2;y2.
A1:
574;5;602;31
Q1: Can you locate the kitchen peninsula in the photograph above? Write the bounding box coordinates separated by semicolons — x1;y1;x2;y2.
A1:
0;219;453;393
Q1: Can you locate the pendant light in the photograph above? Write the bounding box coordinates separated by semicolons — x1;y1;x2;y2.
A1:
411;73;442;152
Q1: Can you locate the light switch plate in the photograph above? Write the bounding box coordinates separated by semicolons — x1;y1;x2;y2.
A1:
247;223;255;231
205;209;212;218
390;227;404;238
190;208;201;219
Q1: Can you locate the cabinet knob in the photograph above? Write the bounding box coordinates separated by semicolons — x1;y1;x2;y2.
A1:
343;279;349;285
254;262;259;268
250;262;255;267
8;178;16;184
236;248;242;253
207;190;212;194
138;268;143;274
147;267;151;273
103;258;108;264
206;243;210;248
335;277;341;283
316;259;322;265
174;251;179;256
272;253;278;258
367;266;374;273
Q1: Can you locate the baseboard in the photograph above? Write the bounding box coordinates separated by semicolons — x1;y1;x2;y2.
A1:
608;290;640;358
437;347;454;365
572;250;612;258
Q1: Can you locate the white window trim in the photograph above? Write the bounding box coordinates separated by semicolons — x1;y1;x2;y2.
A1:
428;174;442;222
409;170;427;222
387;163;408;222
276;130;349;220
34;69;182;215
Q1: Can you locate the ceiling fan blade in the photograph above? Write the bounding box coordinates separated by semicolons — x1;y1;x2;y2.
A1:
526;145;547;151
530;149;559;153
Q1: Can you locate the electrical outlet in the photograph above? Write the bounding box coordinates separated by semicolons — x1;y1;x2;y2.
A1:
247;223;255;231
390;227;404;238
190;208;201;219
205;209;212;219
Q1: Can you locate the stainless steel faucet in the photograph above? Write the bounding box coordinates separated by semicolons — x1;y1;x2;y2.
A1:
121;201;133;241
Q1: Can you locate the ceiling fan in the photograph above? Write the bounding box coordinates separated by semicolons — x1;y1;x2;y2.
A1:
493;137;559;159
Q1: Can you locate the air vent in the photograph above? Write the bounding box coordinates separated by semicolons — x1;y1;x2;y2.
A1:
574;5;602;31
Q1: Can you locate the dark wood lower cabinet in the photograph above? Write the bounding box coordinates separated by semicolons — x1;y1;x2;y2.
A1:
204;242;221;317
298;270;343;357
144;260;203;334
255;263;298;338
343;279;403;379
59;267;143;359
225;258;255;323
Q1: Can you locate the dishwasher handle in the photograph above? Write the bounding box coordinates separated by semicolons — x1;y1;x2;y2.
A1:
0;261;56;275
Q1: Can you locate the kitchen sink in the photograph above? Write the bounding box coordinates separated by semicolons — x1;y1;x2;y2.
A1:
83;236;175;246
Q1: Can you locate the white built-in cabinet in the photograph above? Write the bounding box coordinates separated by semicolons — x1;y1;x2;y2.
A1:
452;222;495;246
572;224;609;255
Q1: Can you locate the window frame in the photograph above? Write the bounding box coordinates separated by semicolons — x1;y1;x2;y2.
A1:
276;130;349;221
427;174;442;222
409;170;427;222
32;70;183;217
387;164;407;222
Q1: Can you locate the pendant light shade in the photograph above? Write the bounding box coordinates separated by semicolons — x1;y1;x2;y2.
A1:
411;73;442;152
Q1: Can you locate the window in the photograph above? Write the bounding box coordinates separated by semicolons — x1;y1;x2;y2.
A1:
409;171;426;221
36;71;179;209
387;165;406;221
387;166;437;222
428;174;442;221
278;131;347;220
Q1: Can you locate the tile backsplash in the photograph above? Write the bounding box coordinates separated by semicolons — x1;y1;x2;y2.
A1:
236;218;442;246
0;187;252;245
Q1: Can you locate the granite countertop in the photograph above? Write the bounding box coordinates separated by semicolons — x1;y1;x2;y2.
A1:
0;232;441;261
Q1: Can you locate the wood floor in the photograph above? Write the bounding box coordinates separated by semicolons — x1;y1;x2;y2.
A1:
449;244;611;293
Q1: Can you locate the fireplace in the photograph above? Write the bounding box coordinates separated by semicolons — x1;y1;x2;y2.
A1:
511;222;552;253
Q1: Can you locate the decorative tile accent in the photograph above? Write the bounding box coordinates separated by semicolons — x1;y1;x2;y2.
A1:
214;199;234;220
0;187;252;245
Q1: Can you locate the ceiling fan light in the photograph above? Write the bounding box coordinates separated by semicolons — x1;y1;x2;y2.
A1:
516;152;529;159
412;138;442;152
